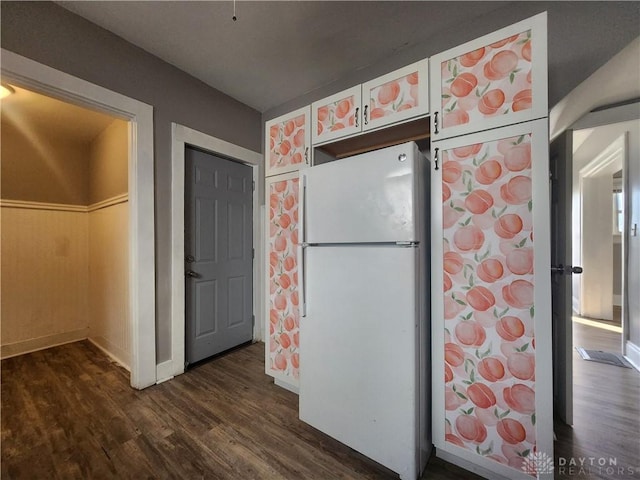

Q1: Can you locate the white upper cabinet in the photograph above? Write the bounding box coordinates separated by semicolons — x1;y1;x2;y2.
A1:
312;85;362;144
312;59;429;146
362;59;429;133
265;106;311;177
430;12;548;141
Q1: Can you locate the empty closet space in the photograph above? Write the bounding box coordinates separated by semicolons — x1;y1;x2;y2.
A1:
1;85;130;368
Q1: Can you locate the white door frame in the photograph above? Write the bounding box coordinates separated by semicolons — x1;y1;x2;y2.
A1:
1;49;157;389
164;123;261;382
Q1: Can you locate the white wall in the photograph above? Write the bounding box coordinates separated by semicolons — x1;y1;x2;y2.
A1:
580;174;614;320
1;206;89;358
86;118;130;368
1;115;129;365
0;199;130;365
88;201;130;367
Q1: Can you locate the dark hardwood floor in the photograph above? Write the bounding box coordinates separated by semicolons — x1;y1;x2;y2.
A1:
1;341;479;480
554;320;640;479
3;324;637;479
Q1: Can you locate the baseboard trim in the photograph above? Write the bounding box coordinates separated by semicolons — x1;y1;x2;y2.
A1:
87;336;130;371
1;329;88;359
625;341;640;373
156;360;175;384
275;378;299;394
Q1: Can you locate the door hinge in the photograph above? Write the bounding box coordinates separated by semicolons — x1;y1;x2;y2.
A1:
252;180;255;191
252;248;255;259
252;315;255;326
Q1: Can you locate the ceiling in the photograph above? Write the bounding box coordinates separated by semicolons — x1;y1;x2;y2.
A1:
3;2;637;147
54;1;640;115
55;1;508;112
1;85;117;144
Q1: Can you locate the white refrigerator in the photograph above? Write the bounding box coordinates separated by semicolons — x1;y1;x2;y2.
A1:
298;142;430;480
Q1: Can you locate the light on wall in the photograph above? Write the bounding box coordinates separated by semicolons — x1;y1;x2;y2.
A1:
1;83;15;99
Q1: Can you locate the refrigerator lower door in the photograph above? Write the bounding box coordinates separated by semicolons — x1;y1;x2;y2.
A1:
300;245;420;480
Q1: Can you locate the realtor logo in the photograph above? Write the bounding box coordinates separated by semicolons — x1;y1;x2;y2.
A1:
522;451;555;475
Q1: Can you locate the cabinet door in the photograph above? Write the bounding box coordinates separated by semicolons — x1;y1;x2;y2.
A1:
362;59;429;132
265;172;300;388
265;107;311;177
430;13;547;141
431;119;553;480
312;85;362;145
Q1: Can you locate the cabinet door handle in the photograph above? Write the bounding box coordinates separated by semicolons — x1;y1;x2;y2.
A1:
364;105;369;125
434;111;439;134
355;107;359;128
434;147;439;171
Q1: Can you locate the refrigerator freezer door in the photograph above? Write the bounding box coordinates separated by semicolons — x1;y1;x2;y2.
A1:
300;245;420;479
303;142;422;244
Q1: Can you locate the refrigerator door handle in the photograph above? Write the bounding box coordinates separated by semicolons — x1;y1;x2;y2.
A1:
297;244;307;317
299;173;306;244
298;173;307;317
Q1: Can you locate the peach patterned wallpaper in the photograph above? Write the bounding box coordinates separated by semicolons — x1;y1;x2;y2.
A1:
442;132;537;474
267;177;300;380
368;71;421;122
316;95;357;138
441;30;532;130
269;115;306;171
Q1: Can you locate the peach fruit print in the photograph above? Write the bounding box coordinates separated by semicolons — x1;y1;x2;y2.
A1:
441;30;532;129
316;95;357;139
368;71;421;121
268;178;300;379
442;133;537;475
269;114;306;169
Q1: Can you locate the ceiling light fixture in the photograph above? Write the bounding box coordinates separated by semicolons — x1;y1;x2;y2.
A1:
232;0;237;21
1;83;15;99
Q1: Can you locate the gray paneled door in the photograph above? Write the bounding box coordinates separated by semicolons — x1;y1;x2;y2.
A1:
185;147;253;365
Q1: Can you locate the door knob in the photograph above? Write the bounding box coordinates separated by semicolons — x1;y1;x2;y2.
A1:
551;264;583;275
185;270;200;278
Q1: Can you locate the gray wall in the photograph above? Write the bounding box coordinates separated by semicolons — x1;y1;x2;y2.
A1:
1;1;262;363
263;1;640;122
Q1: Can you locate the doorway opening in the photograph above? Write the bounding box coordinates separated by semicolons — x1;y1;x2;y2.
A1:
575;132;625;333
1;48;156;388
553;115;640;474
1;85;131;369
165;124;261;382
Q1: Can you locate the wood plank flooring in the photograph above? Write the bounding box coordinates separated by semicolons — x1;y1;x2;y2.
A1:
554;320;640;479
3;324;637;479
1;341;478;480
